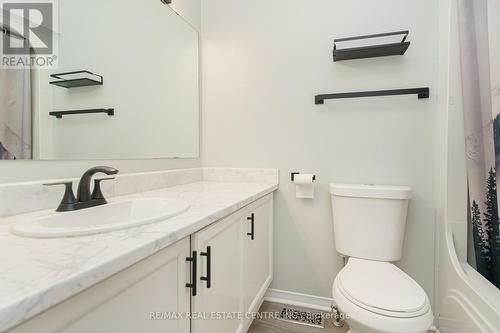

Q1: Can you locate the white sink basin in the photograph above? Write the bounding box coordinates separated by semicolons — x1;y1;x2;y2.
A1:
11;198;190;238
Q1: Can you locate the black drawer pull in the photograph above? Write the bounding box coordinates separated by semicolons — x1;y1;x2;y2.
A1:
200;246;212;288
186;251;197;296
247;213;255;240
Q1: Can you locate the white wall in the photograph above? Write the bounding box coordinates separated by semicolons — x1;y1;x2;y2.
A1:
0;0;202;184
201;0;440;301
171;0;201;32
0;158;200;184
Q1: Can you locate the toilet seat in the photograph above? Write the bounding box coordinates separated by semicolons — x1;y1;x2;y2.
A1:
336;258;430;318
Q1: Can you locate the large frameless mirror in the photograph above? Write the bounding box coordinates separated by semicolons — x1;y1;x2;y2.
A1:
0;0;199;160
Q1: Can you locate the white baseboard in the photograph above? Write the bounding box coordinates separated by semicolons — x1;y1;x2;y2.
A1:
264;288;334;312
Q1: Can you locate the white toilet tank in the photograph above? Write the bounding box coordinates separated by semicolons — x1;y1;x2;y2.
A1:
330;184;412;262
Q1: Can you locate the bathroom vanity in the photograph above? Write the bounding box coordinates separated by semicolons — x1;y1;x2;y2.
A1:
0;168;278;333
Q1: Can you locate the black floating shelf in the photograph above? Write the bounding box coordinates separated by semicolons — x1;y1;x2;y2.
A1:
315;88;429;105
333;31;410;62
50;108;114;119
49;70;103;88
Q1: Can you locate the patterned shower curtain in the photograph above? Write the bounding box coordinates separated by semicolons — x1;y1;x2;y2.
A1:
0;28;32;160
458;0;500;288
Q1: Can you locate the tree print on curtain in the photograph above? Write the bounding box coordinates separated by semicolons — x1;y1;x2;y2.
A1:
470;168;500;287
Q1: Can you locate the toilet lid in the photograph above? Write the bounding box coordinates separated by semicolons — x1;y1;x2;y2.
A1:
337;258;429;318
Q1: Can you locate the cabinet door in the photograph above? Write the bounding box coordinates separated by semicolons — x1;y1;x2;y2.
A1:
191;211;245;333
9;238;191;333
243;194;273;327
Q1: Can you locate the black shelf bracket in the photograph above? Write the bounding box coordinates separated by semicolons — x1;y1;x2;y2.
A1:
50;108;114;119
333;30;410;62
50;70;103;88
315;88;429;105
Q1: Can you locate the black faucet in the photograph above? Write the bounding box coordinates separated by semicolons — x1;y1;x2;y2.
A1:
76;166;119;202
45;166;119;212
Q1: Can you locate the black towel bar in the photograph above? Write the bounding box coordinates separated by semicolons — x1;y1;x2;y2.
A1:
315;88;429;105
50;108;114;119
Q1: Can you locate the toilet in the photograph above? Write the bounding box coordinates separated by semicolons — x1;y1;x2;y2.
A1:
330;184;434;333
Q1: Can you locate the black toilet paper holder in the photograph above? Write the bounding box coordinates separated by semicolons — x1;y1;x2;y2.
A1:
291;172;316;182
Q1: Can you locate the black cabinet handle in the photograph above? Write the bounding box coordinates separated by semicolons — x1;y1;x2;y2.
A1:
200;246;212;288
247;213;255;240
186;251;197;296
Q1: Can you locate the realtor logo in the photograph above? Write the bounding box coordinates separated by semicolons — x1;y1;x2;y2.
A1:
1;0;58;68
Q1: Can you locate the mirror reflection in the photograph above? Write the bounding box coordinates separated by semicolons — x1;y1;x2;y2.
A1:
0;0;199;160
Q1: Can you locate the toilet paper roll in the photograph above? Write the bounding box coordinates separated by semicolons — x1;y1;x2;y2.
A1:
293;174;315;185
293;174;315;199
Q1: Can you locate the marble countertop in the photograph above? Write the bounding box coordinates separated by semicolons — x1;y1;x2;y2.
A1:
0;181;278;332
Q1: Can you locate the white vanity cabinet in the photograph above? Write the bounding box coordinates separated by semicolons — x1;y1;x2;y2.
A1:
242;196;273;330
9;237;191;333
191;194;274;333
191;208;245;333
8;193;274;333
